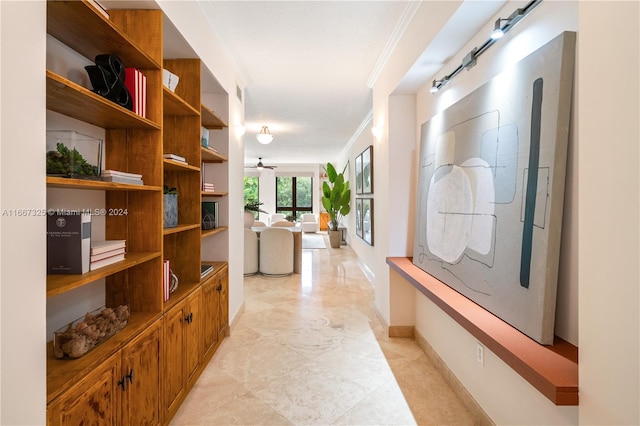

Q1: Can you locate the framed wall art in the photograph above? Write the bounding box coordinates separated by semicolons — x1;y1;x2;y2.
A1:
361;145;373;194
361;198;373;246
355;198;363;238
355;154;363;194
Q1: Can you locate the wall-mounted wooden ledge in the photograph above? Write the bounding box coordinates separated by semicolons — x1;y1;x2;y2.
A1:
387;257;578;406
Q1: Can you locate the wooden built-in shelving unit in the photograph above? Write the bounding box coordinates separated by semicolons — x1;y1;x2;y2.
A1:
45;1;230;424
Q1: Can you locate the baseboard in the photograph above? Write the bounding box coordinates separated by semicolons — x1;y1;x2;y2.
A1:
228;300;245;335
388;325;415;338
414;329;495;426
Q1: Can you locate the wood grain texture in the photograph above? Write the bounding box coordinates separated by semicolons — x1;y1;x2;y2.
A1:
47;1;160;69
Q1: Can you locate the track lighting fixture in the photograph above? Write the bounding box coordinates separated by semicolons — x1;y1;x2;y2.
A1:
430;0;542;95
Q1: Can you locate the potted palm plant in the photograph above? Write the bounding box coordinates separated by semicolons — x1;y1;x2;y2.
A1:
321;162;351;248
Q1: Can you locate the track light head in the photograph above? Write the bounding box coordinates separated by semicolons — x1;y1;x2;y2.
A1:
491;18;506;40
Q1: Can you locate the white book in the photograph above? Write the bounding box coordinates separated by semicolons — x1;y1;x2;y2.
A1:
102;176;144;185
91;240;126;255
163;153;186;162
101;170;143;179
90;253;125;271
90;247;126;262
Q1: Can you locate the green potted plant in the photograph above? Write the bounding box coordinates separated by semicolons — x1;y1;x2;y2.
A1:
164;185;178;228
244;199;267;228
321;162;351;248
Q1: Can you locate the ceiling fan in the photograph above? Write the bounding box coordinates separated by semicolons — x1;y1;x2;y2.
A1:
248;157;277;170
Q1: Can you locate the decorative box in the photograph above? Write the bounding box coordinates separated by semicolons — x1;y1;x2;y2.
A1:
53;304;130;359
162;69;180;92
46;130;103;179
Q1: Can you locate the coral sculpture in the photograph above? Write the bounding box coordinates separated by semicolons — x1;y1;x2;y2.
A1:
53;304;130;359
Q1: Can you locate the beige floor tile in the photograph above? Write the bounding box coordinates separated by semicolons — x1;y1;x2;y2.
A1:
170;244;475;426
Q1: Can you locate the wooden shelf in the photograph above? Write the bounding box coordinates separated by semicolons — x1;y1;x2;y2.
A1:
163;159;200;172
163;223;201;236
163;87;199;116
201;191;228;197
201;146;227;163
386;257;579;406
46;176;161;191
46;71;161;130
47;311;161;403
162;280;200;312
200;261;228;282
47;0;160;70
201;104;228;129
201;226;228;239
47;252;162;298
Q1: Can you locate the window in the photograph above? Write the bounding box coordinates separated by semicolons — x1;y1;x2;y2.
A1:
276;176;312;221
244;176;260;218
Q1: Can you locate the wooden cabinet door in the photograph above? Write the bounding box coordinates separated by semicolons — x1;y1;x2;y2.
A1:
163;301;186;417
48;352;121;426
201;273;220;358
217;267;229;339
185;289;201;387
121;319;161;426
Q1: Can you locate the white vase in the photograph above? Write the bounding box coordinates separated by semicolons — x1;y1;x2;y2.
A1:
244;211;256;228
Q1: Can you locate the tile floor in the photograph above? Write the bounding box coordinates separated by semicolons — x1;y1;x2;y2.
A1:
171;236;475;425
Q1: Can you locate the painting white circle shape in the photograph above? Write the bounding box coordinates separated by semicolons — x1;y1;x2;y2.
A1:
460;157;495;255
426;165;473;263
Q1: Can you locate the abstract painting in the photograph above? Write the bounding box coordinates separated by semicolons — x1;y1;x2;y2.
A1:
412;32;576;344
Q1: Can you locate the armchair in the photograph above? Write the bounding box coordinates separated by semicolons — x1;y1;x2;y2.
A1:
300;213;319;233
270;213;286;225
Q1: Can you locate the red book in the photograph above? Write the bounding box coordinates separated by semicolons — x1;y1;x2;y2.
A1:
141;72;147;118
125;68;143;116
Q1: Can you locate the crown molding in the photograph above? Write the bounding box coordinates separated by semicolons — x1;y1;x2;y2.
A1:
367;0;422;88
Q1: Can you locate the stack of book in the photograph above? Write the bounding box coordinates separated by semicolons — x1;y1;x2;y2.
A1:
90;240;126;271
202;182;216;192
124;68;147;117
101;170;143;185
163;153;186;163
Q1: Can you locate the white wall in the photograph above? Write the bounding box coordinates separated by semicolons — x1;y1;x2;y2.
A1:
371;0;463;326
578;2;639;424
342;122;377;268
0;1;47;423
378;0;640;424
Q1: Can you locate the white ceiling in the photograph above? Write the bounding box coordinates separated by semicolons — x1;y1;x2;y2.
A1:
197;1;411;168
104;1;506;168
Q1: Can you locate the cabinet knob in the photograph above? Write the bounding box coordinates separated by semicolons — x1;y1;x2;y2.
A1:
216;284;222;292
118;376;127;391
